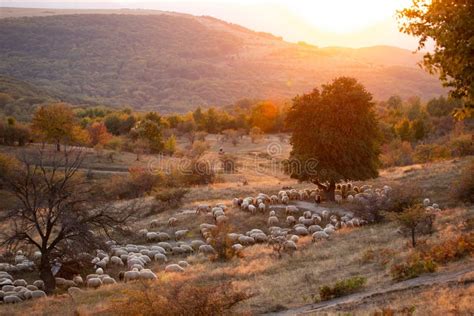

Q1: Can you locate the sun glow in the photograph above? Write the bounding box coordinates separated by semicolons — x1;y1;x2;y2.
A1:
285;0;412;34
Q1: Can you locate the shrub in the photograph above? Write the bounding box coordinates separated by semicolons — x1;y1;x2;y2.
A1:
414;144;451;163
208;223;240;261
319;276;367;301
349;184;422;223
104;168;163;199
449;134;474;157
381;140;413;167
452;160;474;203
390;253;437;281
180;159;216;185
421;233;474;264
108;279;253;316
387;204;435;247
155;188;189;209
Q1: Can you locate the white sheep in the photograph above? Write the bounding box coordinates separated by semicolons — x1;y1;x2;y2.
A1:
139;269;157;281
196;204;211;215
165;264;185;273
4;295;22;303
423;198;431;207
87;278;102;288
286;216;296;226
294;226;309;236
175;230;189;240
168;217;178;227
178;261;190;268
267;216;279;226
124;269;140;282
102;277;116;285
248;205;257;214
30;290;47;299
312;231;329;241
269;210;276;217
154;253;167;263
258;203;266;213
199;244;216;255
285;205;298;215
73;275;84;286
281;195;289;205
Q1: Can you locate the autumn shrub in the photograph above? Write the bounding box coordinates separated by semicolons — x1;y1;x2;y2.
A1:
380;140;413;167
390;253;437;281
108;279;253;316
179;159;216;185
208;223;241;261
452;160;474;203
319;276;367;301
421;233;474;264
414;144;451;163
449;134;474;157
360;247;397;267
154;187;189;209
104;168;163;199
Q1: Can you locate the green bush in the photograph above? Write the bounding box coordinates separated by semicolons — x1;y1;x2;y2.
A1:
319;276;367;301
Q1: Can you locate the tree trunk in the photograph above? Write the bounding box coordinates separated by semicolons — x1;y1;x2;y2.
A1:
411;228;416;247
39;254;56;294
56;140;61;152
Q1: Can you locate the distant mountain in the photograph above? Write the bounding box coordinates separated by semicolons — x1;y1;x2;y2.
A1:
0;8;444;112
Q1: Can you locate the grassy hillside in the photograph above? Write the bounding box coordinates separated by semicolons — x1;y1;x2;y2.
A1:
0;9;444;112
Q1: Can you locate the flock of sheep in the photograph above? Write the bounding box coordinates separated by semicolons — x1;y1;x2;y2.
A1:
0;183;442;305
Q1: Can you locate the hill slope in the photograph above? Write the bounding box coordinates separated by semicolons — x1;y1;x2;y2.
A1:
0;9;444;112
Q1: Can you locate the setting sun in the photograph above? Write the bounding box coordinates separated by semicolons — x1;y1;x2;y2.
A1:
285;0;412;33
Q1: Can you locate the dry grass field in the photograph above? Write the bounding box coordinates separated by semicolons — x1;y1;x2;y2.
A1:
0;135;472;315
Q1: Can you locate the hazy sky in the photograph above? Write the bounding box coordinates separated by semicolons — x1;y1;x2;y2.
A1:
0;0;422;49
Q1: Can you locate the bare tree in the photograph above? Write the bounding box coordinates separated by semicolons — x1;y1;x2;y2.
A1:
0;149;136;293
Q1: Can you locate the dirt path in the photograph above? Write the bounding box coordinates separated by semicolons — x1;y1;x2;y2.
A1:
266;267;474;315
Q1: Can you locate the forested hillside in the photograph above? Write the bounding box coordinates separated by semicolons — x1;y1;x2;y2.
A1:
0;10;444;112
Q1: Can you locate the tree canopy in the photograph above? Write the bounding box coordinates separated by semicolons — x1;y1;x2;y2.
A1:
286;77;381;200
398;0;474;118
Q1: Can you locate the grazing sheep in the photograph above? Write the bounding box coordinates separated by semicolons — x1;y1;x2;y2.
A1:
238;235;255;245
33;280;44;290
232;244;243;252
139;269;157;281
269;210;276;217
423;198;431;207
150;219;160;228
30;290;47;299
281;195;289;205
303;211;312;219
165;264;185;273
285;205;298;215
73;275;84;286
87;278;102;289
157;232;171;241
13;279;27;287
124;270;140;282
286;216;296;226
312;231;329;241
294;226;309;236
4;295;22;303
248;205;257;214
324;227;335;235
199;244;216;255
308;225;323;233
96;268;104;275
168;217;178;227
110;256;124;266
154;253;167;263
175;229;189;240
335;195;343;203
190;240;206;250
347;195;354;202
289;235;299;243
196;204;211;215
268;216;279;226
270;195;279;204
284;241;297;252
178;261;189;268
102;277;116;285
258;203;266;213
